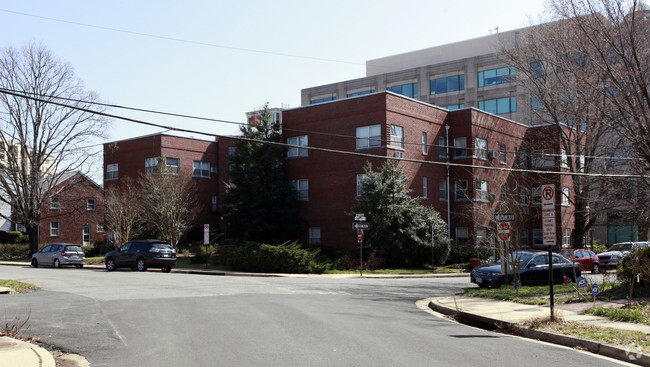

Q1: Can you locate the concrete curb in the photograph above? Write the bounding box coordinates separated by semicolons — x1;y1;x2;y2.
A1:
0;336;55;367
428;298;650;366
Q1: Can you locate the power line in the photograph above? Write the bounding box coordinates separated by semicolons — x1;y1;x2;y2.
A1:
0;87;643;179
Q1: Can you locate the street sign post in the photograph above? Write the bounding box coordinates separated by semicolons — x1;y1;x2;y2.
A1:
352;222;369;230
541;184;556;320
494;213;516;222
203;224;210;270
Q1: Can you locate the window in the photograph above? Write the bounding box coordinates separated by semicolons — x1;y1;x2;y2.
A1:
87;198;96;211
438;136;447;158
531;94;543;110
475;138;487;160
518;150;528;168
532;187;542;205
520;229;529;247
50;222;60;237
498;143;506;164
533;228;544;246
560;150;569;168
454;137;467;158
430;75;464;95
456;227;469;246
356;125;381;149
291;179;309;201
287;135;308;157
356;174;367;197
444;103;465;110
97;223;105;233
421;132;427;154
422;177;428;199
212;196;218;212
310;95;336;104
145;157;159;174
455;180;468;201
532;149;555;168
50;197;60;210
477;227;487;247
106;163;118;180
439;180;447;201
390;125;404;149
519;188;529;205
561;187;570;206
83;226;91;246
563;228;571;247
475;180;489;201
500;184;507;202
309;227;321;245
165;157;180;174
478;97;517;114
531;61;544;79
193;161;210;178
478;67;516;87
347;89;374;97
387;81;418;98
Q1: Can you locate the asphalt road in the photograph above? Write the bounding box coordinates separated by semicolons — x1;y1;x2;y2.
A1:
0;266;632;366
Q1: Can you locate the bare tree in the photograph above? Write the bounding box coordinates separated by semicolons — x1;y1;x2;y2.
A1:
0;43;106;255
104;177;143;248
139;159;199;248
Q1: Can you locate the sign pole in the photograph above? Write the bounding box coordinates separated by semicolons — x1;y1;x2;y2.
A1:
541;184;556;321
358;229;363;277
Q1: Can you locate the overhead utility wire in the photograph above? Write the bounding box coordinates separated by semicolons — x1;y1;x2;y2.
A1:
1;88;644;179
0;88;638;162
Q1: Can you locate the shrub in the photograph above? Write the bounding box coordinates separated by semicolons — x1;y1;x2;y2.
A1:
591;241;608;254
7;231;22;244
84;241;114;257
444;246;492;266
228;241;330;274
0;243;29;259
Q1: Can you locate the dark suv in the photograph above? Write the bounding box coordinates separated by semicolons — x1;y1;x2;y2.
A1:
105;240;177;273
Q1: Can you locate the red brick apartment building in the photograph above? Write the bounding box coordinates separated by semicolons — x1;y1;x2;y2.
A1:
103;92;576;251
39;172;106;247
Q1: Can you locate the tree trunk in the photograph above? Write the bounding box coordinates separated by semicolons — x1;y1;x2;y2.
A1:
27;224;39;256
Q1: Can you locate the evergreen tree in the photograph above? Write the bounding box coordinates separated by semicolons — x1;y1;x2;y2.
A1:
223;103;301;244
353;160;450;267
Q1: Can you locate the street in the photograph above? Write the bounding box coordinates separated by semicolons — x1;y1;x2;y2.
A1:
0;266;630;366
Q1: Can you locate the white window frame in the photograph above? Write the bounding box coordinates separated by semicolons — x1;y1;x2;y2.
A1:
560;149;569;168
106;163;118;180
475;138;488;160
439;180;447;201
287;135;308;158
83;225;91;246
50;197;60;210
145;157;159;174
475;180;489;201
309;227;321;245
422;132;428;154
193;161;210;178
438;136;447;158
50;221;60;237
563;228;571;247
455;180;468;201
456;227;469;246
561;187;570;206
477;227;487;247
390;125;404;149
165;157;180;174
454;137;467;158
291;179;309;201
97;223;105;233
87;198;96;211
499;143;506;164
356;125;381;150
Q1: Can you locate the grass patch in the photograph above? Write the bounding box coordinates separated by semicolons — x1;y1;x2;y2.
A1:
585;303;650;325
531;320;650;353
85;256;105;265
464;284;594;305
0;279;37;293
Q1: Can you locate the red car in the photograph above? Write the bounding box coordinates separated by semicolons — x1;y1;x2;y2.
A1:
560;249;600;274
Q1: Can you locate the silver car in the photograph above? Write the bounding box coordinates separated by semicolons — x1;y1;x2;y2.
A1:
31;243;85;268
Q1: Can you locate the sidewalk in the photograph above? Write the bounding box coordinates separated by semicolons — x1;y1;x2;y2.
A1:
428;295;650;365
0;336;55;367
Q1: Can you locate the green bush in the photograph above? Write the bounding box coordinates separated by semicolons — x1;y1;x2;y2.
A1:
84;241;115;257
228;241;330;274
0;243;29;259
444;246;492;266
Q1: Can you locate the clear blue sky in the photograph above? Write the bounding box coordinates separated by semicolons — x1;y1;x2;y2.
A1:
0;0;548;151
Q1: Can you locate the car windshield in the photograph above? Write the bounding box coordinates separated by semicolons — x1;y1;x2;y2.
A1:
152;243;173;249
497;252;535;265
65;246;83;252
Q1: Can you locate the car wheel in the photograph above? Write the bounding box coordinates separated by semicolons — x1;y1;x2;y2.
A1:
136;258;147;272
509;278;521;287
105;258;116;272
31;259;38;268
75;264;84;269
161;266;172;273
53;259;61;268
592;264;600;274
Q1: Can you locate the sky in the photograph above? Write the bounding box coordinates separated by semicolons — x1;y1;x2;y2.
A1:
0;0;549;176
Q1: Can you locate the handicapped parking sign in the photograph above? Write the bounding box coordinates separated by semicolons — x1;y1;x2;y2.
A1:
591;284;600;296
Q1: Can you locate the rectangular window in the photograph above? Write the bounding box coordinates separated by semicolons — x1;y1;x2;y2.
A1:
532;187;542;205
475;180;488;201
520;229;529;247
87;198;96;211
356;174;367;197
533;228;544;246
478;66;516;87
454;137;467;158
439;180;447;201
475;138;488;160
145;157;159;174
563;228;571;247
309;227;321;245
193;161;210;178
560;149;569;168
456;227;469;247
498;143;506;164
287;135;308;157
438;136;447;158
291;179;309;201
356;125;382;149
423;177;428;199
50;197;60;210
390;125;404;149
106;163;118;180
562;187;570;206
477;227;487;247
165;157;180;174
531;94;543;110
531;61;544;78
310;95;335;104
532;149;555;168
50;221;60;237
444;103;465;110
347;89;375;97
83;226;91;246
455;180;468;201
519;188;529;205
97;223;105;233
421;132;427;154
387;82;418;98
478;97;517;114
212;196;218;212
430;74;464;95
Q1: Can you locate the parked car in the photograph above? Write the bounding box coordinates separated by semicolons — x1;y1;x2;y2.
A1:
104;239;177;273
470;251;581;288
597;242;649;269
31;243;85;268
560;249;600;274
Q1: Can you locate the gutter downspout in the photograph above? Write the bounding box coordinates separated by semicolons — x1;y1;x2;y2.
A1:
445;125;451;239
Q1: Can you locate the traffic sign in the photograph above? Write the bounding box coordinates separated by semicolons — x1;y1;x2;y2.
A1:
354;213;366;221
541;184;556;245
497;222;510;241
352;222;369;230
357;229;363;243
541;184;555;210
494;213;515;222
203;224;209;245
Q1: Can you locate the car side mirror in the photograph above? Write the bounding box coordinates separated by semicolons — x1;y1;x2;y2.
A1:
527;264;536;269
